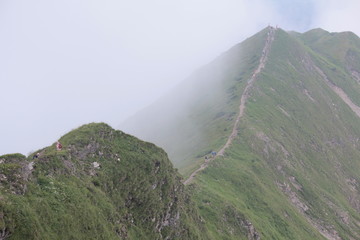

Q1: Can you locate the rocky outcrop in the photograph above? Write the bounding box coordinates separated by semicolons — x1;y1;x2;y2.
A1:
0;153;33;195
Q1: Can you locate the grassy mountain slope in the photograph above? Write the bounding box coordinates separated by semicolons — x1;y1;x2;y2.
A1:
121;28;360;239
192;28;360;240
0;123;208;240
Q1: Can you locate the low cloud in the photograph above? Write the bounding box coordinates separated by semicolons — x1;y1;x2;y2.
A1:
311;0;360;35
1;0;359;155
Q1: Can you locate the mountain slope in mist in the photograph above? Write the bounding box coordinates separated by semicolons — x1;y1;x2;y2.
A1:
121;27;360;239
121;28;269;173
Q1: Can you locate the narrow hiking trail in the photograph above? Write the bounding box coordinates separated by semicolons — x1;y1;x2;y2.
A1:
184;27;276;185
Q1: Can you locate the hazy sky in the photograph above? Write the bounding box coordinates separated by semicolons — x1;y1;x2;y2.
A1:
1;0;360;155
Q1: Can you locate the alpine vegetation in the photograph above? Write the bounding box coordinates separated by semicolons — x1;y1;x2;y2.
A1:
122;27;360;239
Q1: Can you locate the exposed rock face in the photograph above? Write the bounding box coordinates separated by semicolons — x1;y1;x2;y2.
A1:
0;153;32;195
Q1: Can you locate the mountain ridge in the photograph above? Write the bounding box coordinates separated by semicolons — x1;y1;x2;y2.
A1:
121;27;360;239
2;26;360;239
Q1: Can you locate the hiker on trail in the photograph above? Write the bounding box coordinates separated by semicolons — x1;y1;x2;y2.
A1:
56;141;62;151
211;151;217;157
32;153;40;159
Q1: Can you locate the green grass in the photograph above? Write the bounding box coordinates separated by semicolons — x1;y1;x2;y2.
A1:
121;27;360;239
0;123;208;239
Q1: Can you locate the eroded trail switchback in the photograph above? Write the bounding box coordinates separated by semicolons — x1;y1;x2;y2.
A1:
184;27;276;185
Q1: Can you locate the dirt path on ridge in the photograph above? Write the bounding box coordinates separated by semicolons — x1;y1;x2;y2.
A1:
184;27;276;185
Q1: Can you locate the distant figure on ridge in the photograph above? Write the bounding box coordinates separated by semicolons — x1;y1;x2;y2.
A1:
32;152;40;159
56;141;63;151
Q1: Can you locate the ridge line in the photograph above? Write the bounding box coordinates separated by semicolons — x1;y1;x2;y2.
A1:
184;27;276;185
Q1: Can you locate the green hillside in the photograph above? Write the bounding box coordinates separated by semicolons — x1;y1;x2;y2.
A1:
0;123;207;240
121;27;360;239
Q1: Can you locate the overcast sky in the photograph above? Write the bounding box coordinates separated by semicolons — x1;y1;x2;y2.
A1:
1;0;360;155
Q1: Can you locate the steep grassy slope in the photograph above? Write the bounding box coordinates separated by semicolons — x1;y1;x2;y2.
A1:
121;28;360;239
191;28;360;240
0;123;207;240
301;28;360;107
